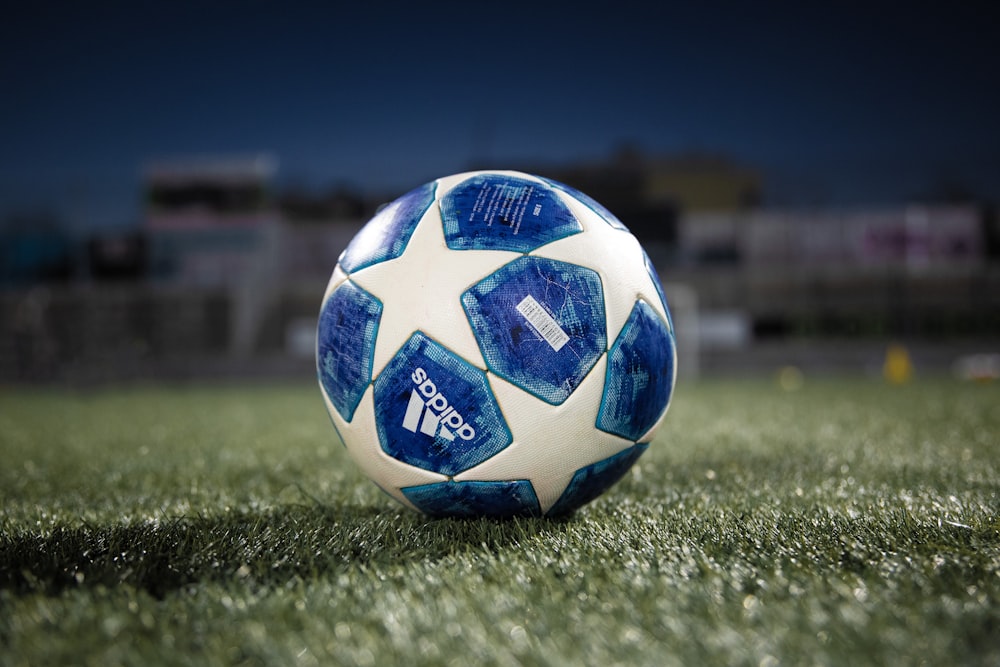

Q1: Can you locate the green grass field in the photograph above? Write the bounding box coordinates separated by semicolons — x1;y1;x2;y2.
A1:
2;377;998;666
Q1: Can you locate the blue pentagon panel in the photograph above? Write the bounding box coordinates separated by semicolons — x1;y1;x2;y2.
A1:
372;332;512;476
643;250;674;333
462;256;607;405
542;177;629;231
402;480;541;518
546;444;648;516
440;174;582;252
597;300;675;441
316;280;382;422
338;181;436;273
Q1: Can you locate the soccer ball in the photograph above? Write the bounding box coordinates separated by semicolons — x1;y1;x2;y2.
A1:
317;170;676;517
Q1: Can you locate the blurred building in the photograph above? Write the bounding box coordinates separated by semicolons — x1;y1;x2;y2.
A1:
674;205;998;343
141;155;282;357
144;155;279;285
512;146;762;252
1;149;998;383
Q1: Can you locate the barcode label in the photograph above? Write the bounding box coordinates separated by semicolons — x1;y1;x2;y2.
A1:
516;295;569;352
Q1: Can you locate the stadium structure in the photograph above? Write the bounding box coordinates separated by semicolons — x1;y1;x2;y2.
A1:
0;151;997;383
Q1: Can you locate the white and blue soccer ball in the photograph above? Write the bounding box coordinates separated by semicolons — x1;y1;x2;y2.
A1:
317;170;676;518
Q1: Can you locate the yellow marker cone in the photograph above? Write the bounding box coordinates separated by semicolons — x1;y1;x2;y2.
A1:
883;343;913;384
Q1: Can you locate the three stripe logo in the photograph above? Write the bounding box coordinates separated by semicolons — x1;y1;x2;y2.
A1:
402;390;456;441
402;366;477;441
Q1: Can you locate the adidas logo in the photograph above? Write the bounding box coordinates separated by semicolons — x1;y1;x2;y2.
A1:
402;367;476;441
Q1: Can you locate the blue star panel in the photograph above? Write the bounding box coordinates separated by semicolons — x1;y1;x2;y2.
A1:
316;280;382;421
401;479;542;518
440;174;582;252
597;300;675;441
338;182;436;273
462;256;607;405
372;332;512;476
546;443;648;516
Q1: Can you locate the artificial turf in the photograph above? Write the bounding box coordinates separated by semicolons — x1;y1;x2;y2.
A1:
1;377;998;666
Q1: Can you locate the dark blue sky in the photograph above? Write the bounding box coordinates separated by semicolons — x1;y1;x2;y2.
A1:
2;1;998;229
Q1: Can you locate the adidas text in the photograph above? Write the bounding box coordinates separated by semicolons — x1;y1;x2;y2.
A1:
402;367;476;441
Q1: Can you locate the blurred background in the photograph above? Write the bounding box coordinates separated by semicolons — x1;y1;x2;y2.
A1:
2;1;998;384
